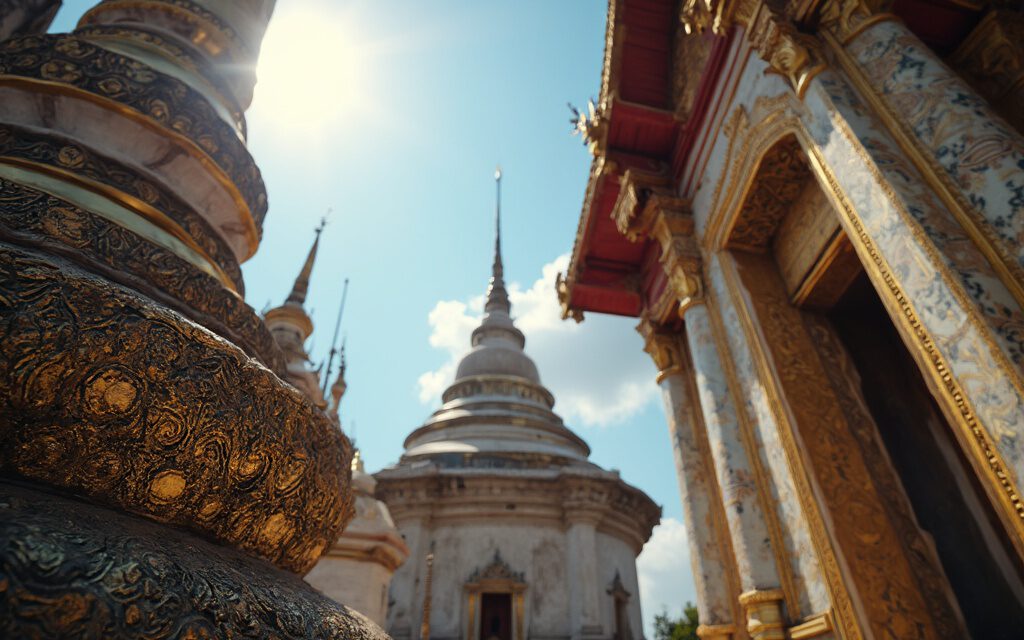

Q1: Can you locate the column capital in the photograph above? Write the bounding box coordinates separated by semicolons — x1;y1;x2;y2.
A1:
637;316;686;381
650;211;705;317
680;0;826;98
817;0;897;44
746;3;827;99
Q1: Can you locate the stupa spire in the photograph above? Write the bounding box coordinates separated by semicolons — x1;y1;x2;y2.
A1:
286;216;327;306
485;166;510;314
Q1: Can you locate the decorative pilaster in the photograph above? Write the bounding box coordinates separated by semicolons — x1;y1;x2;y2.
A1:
818;0;1024;307
566;509;604;640
638;318;741;639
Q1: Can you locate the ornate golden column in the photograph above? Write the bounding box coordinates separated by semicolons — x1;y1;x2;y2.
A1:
0;2;379;637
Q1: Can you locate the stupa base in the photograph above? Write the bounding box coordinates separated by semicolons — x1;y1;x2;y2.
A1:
0;480;389;639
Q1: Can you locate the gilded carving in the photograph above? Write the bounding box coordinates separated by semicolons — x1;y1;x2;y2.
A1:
0;33;268;231
949;11;1024;135
0;482;386;639
570;98;609;157
680;0;825;98
555;270;584;322
0;243;351;574
746;5;826;99
726;136;809;250
75;23;246;132
0;178;285;373
637;316;685;380
727;251;960;638
636;203;704;315
611;169;687;242
805;315;965;637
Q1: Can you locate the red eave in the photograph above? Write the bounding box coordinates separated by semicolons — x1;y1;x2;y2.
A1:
566;0;729;319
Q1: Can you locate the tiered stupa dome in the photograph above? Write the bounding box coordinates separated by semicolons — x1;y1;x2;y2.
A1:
376;171;658;640
401;179;589;464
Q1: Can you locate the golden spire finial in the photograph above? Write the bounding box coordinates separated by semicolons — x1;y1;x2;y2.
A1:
485;166;509;314
286;213;329;306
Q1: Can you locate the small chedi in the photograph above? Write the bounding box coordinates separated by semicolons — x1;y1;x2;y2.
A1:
558;0;1024;639
0;1;383;637
306;448;410;627
267;225;410;627
376;173;660;640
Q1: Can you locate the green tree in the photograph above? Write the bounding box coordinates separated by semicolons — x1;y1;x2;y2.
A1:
652;603;700;640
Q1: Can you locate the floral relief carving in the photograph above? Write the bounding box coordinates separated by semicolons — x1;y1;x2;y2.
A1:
805;314;965;638
726;135;810;250
732;253;953;638
0;243;351;574
0;179;284;373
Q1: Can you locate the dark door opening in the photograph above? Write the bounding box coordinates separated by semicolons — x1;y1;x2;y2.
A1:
830;273;1024;638
479;593;512;640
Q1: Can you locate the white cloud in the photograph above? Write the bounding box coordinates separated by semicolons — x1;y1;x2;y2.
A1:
637;518;697;637
416;254;659;427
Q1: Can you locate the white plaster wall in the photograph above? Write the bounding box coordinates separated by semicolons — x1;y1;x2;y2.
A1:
305;558;392;626
388;521;572;640
389;518;428;640
596;532;645;640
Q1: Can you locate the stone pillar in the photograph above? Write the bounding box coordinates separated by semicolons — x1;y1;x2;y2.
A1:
566;509;604;640
681;302;785;640
819;0;1024;302
638;320;739;640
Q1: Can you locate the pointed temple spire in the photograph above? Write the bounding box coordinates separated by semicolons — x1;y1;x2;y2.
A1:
485;166;510;314
286;216;327;306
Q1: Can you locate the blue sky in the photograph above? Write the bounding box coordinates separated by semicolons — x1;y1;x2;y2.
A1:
52;1;696;630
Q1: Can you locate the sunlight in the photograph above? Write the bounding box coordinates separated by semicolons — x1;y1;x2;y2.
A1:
251;3;367;134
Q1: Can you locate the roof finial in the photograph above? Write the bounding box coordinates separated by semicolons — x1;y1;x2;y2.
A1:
286;213;328;306
485;167;510;314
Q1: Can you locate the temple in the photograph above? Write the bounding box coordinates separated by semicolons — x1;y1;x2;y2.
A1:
558;0;1024;639
376;171;660;640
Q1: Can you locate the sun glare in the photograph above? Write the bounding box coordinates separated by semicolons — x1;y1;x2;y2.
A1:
252;4;366;134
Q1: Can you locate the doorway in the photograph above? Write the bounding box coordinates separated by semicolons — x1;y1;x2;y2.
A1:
829;273;1024;638
479;593;512;640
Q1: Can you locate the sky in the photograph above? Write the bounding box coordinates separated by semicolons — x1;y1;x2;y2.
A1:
51;2;697;633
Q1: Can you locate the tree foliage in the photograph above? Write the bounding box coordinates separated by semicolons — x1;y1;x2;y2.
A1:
652;603;700;640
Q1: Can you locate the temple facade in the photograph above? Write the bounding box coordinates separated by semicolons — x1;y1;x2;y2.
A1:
0;1;384;637
376;176;660;640
557;1;1024;639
